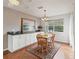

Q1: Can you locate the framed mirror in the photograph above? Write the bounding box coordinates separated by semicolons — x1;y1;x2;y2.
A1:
21;18;36;33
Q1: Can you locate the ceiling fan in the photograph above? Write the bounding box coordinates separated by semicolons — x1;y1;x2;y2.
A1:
9;0;20;6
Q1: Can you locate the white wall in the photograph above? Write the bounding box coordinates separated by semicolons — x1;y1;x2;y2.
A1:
3;7;40;34
40;14;72;43
3;7;40;49
69;14;74;50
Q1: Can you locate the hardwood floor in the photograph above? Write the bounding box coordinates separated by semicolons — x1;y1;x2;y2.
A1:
61;44;74;59
3;43;74;59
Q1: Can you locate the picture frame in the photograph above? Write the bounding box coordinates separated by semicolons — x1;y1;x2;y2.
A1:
21;18;36;33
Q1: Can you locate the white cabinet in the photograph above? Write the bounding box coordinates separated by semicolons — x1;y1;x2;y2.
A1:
8;35;20;52
8;32;44;52
18;35;26;48
30;33;37;44
25;34;31;46
13;36;20;51
8;35;13;52
8;35;26;52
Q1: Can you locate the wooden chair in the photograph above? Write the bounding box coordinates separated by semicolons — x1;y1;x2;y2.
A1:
36;34;48;53
48;33;55;48
51;34;55;47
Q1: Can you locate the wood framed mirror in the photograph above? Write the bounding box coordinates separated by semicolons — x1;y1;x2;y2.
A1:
21;18;36;34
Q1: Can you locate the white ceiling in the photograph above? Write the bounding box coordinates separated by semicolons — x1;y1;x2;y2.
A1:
3;0;74;18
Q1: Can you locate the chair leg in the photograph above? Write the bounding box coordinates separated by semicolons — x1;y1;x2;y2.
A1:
42;47;43;53
46;47;48;52
52;43;54;48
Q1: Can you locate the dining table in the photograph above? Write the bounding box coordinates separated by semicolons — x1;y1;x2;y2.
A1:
36;32;55;52
38;32;55;41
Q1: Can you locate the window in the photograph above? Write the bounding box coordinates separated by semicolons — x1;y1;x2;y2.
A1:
54;26;63;32
49;26;53;32
47;19;64;32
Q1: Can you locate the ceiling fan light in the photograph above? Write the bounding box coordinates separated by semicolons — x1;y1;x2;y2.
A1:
9;0;20;6
15;1;19;6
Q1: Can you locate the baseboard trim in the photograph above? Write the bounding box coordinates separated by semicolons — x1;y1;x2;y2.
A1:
3;48;10;55
3;48;8;51
55;41;69;45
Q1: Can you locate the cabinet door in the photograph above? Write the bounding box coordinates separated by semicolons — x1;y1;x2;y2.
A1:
13;36;20;51
25;34;31;46
18;35;26;49
30;33;37;44
8;35;13;52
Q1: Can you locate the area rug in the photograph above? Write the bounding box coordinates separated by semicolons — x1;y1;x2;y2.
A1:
26;43;61;59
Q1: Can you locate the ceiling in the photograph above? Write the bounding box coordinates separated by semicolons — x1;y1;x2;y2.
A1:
3;0;74;18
